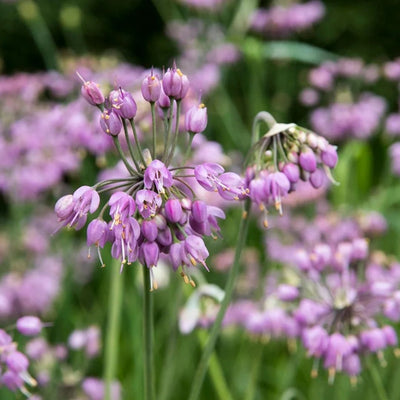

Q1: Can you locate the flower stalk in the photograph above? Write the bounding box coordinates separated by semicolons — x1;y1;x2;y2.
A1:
104;259;124;400
188;199;251;400
143;266;155;400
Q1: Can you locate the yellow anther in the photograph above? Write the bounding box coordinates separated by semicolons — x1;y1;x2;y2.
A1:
190;256;197;266
150;76;155;81
199;103;205;108
189;279;196;287
242;210;248;219
177;68;183;77
311;368;318;378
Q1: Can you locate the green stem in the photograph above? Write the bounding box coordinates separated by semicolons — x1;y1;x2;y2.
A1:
158;282;182;400
251;111;277;145
183;132;195;163
122;118;141;172
163;106;173;161
112;137;136;175
244;344;263;400
129;119;147;166
104;260;124;400
151;103;157;159
188;199;251;400
143;267;155;400
196;329;234;400
368;359;389;400
166;100;181;165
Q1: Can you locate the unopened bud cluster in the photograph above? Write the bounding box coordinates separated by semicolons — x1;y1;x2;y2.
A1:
246;115;338;227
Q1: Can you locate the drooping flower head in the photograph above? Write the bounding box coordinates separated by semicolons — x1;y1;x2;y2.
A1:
245;113;338;226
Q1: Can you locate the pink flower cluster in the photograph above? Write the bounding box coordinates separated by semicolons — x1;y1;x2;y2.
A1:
55;64;246;289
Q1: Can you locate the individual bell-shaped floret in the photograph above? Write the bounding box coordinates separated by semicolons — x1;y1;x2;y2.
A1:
299;146;317;172
165;199;183;223
136;189;162;219
144;160;173;194
109;89;137;119
141;70;161;103
185;103;208;134
162;65;189;100
78;73;105;106
100;109;122;136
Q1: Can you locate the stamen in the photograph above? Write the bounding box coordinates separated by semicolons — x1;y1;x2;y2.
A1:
97;246;106;268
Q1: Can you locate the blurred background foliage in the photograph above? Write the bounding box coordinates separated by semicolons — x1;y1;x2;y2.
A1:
1;1;400;399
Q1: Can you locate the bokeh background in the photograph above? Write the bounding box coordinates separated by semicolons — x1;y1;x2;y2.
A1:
1;0;400;399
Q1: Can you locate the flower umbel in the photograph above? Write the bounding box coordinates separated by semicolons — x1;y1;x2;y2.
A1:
54;65;234;289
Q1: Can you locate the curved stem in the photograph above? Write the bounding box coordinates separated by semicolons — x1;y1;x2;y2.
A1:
129;119;147;167
151;102;157;159
143;266;155;400
112;137;136;175
251;111;277;145
166;100;181;165
188;199;251;400
122;118;141;171
104;259;124;400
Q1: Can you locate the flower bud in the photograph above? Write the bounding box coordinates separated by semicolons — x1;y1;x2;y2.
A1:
81;80;105;106
16;316;43;336
277;284;299;301
282;163;300;183
109;89;137;119
191;200;208;224
55;194;74;219
162;66;189;100
141;220;158;242
87;219;108;248
165;199;183;223
299;147;317;172
321;144;338;168
185;104;208;133
141;71;161;102
157;86;171;109
100;109;122;136
139;242;160;268
309;168;325;189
